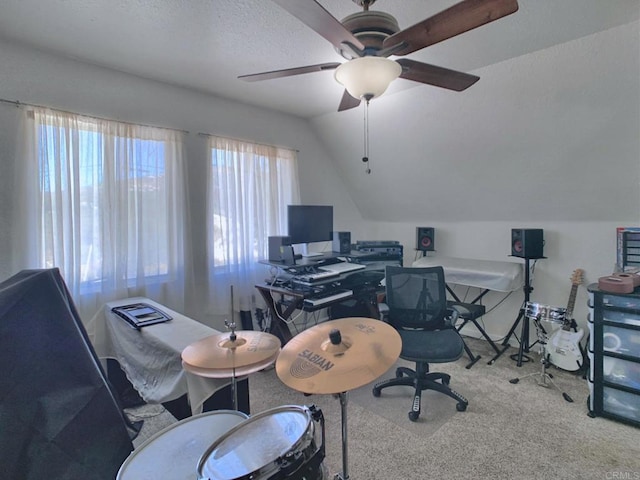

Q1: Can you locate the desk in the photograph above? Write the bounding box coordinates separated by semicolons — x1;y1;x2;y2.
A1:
87;297;244;416
259;249;384;270
255;273;383;344
412;256;524;365
256;251;396;344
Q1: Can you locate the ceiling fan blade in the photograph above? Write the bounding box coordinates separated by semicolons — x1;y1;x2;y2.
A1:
239;62;340;82
272;0;365;54
397;59;480;91
338;90;361;112
383;0;519;56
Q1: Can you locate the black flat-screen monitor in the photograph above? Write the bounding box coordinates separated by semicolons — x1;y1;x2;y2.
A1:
287;205;333;246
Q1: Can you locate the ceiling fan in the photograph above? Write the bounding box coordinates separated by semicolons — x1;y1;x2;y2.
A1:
239;0;519;112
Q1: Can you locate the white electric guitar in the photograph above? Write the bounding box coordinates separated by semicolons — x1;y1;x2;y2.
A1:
546;269;585;371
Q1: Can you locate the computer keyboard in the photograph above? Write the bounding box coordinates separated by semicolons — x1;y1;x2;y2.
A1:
318;262;366;274
303;289;353;307
292;270;340;285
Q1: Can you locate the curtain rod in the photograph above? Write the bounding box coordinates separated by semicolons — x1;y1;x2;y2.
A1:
0;98;297;152
0;97;189;134
197;132;299;153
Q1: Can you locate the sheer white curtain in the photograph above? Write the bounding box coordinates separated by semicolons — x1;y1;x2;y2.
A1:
207;135;300;326
15;107;192;321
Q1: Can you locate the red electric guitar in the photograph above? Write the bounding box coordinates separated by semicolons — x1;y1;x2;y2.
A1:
546;269;585;371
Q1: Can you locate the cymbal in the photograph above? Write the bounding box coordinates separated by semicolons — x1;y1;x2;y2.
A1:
181;330;281;370
183;350;279;379
276;317;401;395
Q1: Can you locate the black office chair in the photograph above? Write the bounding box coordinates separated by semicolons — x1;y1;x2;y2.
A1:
372;266;469;421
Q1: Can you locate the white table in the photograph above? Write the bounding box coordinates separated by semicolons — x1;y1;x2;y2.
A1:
412;256;524;293
87;297;231;415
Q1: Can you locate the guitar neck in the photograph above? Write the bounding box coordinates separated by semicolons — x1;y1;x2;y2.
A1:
564;284;578;329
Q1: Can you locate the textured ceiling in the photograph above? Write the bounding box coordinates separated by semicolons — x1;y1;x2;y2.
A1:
0;0;638;118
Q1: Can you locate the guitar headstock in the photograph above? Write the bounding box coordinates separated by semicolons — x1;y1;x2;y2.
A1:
571;269;584;286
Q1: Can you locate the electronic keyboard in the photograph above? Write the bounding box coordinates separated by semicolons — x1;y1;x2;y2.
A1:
303;289;353;307
318;262;366;274
292;270;340;285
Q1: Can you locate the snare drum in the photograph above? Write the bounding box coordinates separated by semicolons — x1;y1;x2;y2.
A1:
117;410;248;480
525;301;566;324
197;405;326;480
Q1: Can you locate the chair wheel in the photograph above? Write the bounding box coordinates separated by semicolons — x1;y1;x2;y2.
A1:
408;411;420;421
456;402;467;412
509;378;519;384
395;368;403;378
372;387;381;397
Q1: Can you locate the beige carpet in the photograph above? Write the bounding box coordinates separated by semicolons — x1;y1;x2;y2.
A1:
127;337;640;479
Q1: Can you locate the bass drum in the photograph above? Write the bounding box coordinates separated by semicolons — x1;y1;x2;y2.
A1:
198;405;327;480
117;410;249;480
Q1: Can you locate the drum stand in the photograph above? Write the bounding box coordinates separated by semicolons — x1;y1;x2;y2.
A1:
334;392;350;480
224;319;240;411
509;316;573;402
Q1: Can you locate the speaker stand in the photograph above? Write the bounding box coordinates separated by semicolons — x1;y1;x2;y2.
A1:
490;257;539;367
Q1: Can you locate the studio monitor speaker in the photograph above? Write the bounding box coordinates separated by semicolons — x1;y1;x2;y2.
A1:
332;231;351;254
511;229;544;259
416;227;435;252
268;235;291;262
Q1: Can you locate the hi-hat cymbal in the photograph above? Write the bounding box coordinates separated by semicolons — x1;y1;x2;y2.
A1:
276;317;401;395
183;350;280;379
182;331;281;370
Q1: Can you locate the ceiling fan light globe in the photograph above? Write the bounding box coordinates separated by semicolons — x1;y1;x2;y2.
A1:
334;57;401;100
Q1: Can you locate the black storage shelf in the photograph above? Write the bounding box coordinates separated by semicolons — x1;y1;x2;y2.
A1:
588;284;640;427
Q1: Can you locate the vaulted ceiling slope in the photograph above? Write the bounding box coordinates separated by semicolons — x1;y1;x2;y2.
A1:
311;19;640;222
0;0;638;119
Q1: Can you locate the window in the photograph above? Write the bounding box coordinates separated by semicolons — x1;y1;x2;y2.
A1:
25;108;188;305
207;135;299;311
208;136;299;270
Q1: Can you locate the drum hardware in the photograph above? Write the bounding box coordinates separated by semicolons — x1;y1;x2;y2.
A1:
508;313;574;403
226;317;240;410
181;326;281;410
524;302;567;325
197;404;327;480
335;392;349;480
182;280;281;410
275;317;402;480
228;284;239;410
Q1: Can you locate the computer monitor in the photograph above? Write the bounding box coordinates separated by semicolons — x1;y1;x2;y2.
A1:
287;205;333;257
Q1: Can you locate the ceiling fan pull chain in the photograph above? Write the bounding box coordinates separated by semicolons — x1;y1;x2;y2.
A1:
363;99;371;174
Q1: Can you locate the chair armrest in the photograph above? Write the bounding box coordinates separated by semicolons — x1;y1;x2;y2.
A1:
378;302;389;322
444;307;459;327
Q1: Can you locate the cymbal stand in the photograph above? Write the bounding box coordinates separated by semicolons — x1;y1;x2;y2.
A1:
224;318;239;411
508;315;573;402
325;328;351;480
224;285;241;410
335;391;350;480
